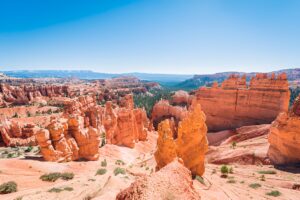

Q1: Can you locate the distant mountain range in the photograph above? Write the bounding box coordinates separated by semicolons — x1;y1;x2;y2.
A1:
0;70;193;83
175;68;300;90
2;68;300;90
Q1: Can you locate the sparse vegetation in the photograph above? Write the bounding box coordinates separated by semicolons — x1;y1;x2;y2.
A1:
195;175;205;185
12;113;19;118
260;175;266;181
0;181;17;194
266;190;281;197
114;167;126;176
100;132;106;147
40;172;74;182
249;183;261;189
258;170;276;175
220;165;229;178
24;146;33;152
95;168;107;176
227;179;236;184
115;160;125;165
231;141;237;149
101;159;107;167
60;172;74;180
48;186;74;193
229;167;233;174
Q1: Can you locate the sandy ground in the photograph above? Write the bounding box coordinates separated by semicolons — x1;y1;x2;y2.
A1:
0;131;299;200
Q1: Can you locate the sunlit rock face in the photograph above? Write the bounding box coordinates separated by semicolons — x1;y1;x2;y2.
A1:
104;94;150;148
36;116;101;162
154;101;208;177
116;160;201;200
195;73;290;131
0;120;38;147
268;95;300;165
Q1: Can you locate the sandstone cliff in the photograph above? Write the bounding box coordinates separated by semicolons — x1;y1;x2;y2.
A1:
268;95;300;165
195;73;290;131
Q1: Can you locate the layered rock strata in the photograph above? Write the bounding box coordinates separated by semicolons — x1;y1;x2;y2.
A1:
268;95;300;165
195;73;290;131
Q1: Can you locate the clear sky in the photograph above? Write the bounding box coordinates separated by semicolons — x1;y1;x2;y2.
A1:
0;0;299;74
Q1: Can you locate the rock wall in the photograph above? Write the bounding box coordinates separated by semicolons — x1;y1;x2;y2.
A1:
154;101;208;176
268;95;300;165
195;73;290;131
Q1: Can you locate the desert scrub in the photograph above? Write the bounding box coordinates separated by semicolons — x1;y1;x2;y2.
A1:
40;172;74;182
258;170;276;175
231;141;237;149
95;168;107;175
40;172;61;182
260;175;266;181
266;190;281;197
229;167;233;174
249;183;261;189
48;187;73;193
101;159;107;167
114;167;126;176
60;172;74;180
0;181;17;194
220;165;229;178
227;179;236;184
195;175;205;185
115;160;125;165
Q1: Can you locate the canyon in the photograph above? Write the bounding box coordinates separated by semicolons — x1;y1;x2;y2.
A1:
0;73;299;200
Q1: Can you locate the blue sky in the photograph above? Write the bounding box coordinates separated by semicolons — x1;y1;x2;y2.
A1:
0;0;299;74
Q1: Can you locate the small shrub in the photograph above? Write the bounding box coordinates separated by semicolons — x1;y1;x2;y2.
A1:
60;172;74;180
195;175;205;185
101;159;107;167
0;181;17;194
227;179;236;184
220;165;229;178
64;187;73;191
26;111;31;117
260;175;266;181
114;167;126;176
229;167;233;174
258;170;276;175
95;168;107;176
115;160;125;165
25;146;33;152
12;113;18;118
231;141;237;149
266;190;281;197
249;183;261;189
40;172;61;182
48;187;63;193
40;172;74;182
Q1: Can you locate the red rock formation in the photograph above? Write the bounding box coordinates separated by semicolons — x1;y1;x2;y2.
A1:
0;120;38;147
103;94;150;148
268;95;300;165
154;102;208;176
151;100;188;130
36;116;101;162
195;73;290;131
116;160;201;200
171;90;191;106
0;83;70;107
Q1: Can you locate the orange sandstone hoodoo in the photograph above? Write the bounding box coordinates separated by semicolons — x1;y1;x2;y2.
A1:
268;95;300;165
154;101;208;176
